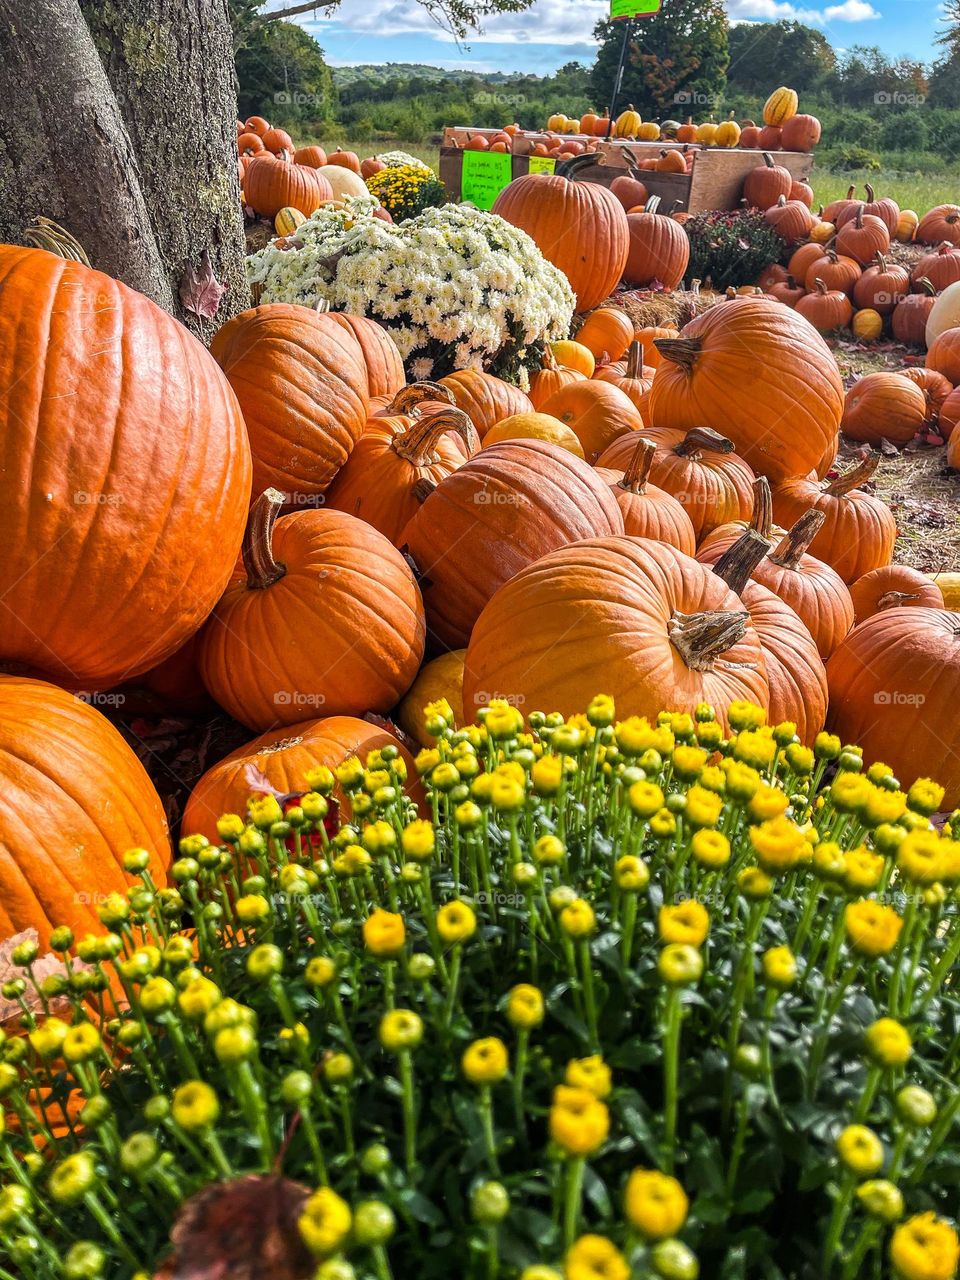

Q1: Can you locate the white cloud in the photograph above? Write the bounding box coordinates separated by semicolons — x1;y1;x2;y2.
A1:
728;0;823;23
823;0;881;19
293;0;608;45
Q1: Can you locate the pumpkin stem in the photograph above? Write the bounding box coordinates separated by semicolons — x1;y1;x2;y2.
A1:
21;216;91;265
846;184;856;200
865;182;875;202
386;382;456;416
618;437;655;493
644;195;662;215
915;276;936;297
750;476;773;539
855;204;865;229
313;298;332;314
812;277;828;296
673;427;735;458
668;609;751;671
768;508;826;570
624;340;643;380
393;407;479;467
655;335;701;372
761;151;775;168
243;489;287;590
877;590;922;610
825;452;880;497
411;477;436;504
712;529;771;595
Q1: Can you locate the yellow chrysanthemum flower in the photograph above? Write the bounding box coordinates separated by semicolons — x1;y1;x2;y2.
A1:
624;1168;689;1240
684;785;724;828
836;1124;885;1176
560;898;596;939
889;1213;960;1280
299;1186;353;1257
897;830;946;885
750;816;807;874
659;901;710;948
462;1037;509;1086
690;829;730;869
548;1085;609;1156
564;1235;629;1280
363;908;406;958
761;945;797;990
865;1018;912;1068
844;900;903;957
628;780;665;818
379;1008;423;1052
436;900;477;945
565;1055;612;1099
843;845;885;892
506;984;544;1030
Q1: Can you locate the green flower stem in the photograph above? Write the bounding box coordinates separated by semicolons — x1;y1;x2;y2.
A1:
662;986;683;1172
485;1225;500;1280
83;1190;142;1269
328;987;371;1080
563;1155;585;1248
808;959;858;1097
841;1220;881;1280
202;1127;236;1179
759;987;780;1108
621;893;638;971
162;1015;201;1079
821;1172;856;1276
477;1085;501;1176
791;883;821;956
904;1089;960;1187
579;939;599;1050
888;894;919;1016
722;903;765;1127
231;1061;274;1167
854;1065;883;1123
443;946;463;1030
919;916;960;1011
298;1100;329;1184
373;1244;395;1280
512;1028;530;1143
338;1087;356;1159
399;1049;418;1174
724;1085;751;1200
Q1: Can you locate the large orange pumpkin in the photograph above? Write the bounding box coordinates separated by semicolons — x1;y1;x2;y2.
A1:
623;196;690;290
182;716;422;843
595;437;696;554
538;380;644;462
324;403;478;546
649;298;844;483
243;156;333;219
325;314;406;399
899;367;954;428
211;304;369;498
293;145;327;168
597;427;756;542
0;677;171;946
835;206;891;267
0;246;251;689
772;453;896;584
916;204;960;247
849;564;944;622
438;369;534;440
826;609;960;805
463;537;771;727
576;307;635;362
199;495;425;731
400;440;624;650
840;372;927;446
491;172;630;312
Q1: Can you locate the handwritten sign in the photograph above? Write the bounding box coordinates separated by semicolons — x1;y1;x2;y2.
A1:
461;150;513;210
527;156;557;175
611;0;662;16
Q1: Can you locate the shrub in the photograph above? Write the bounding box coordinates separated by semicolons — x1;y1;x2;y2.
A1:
683;208;786;289
2;698;959;1279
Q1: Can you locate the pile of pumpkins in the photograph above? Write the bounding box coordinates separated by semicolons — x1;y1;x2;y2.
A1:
3;231;960;953
539;86;821;153
236;115;391;225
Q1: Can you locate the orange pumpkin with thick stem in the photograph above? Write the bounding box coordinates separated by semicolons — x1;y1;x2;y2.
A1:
528;348;585;409
591;341;654;415
826;608;960;806
765;195;816;243
244;115;270;137
859;182;900;234
437;369;534;440
576;307;635;362
0;246;251;689
649;298;844;483
400;440;624;650
892;279;937;346
840;372;926;446
695;476;786;559
238;131;265;156
796;279;853;334
324;395;478;545
595;437;696;553
262;127;294;157
852;254;909;315
243;156;333;218
182;716;423;843
538;379;644;462
849;564;944;622
0;676;171;947
635;324;678;369
916;204;960;247
623;195;690;290
211;303;370;499
597;427;756;543
803;249;861;295
326;314;406;399
491;170;629;312
772;453;896;584
199;493;425;731
836;206;891;266
911;243;960;292
463;537;772;727
743;153;792;208
328;147;362;173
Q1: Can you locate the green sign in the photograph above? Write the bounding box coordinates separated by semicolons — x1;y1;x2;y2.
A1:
527;155;557;175
461;150;513;210
610;0;661;16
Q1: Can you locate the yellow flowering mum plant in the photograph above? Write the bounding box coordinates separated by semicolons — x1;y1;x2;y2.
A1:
1;698;959;1280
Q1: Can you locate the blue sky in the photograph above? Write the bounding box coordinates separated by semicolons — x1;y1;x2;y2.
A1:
278;0;950;74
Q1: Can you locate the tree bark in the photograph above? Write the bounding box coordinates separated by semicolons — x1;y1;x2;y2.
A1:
82;0;248;333
0;0;173;307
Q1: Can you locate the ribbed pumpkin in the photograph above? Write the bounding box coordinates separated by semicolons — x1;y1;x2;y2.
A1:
551;340;595;378
211;304;369;498
849;564;944;622
772;453;896;584
623;196;690;290
438;369;534;440
596;427;756;542
591;341;654;415
826;609;960;806
900;367;955;428
891;280;937;346
706;511;853;660
795;279;853;334
896;209;919;242
695;477;787;560
743;153;792;208
322;165;370;202
325;314;406;399
835;206;891;267
324;399;478;544
595;437;697;554
182;716;422;843
576;307;635;362
763;87;798;126
463;537;771;726
934;573;960;609
852;254;910;315
840;372;927;446
941;386;960;440
243;156;333;219
912;243;960;292
482;412;584;457
916;204;960;247
244;116;270;136
396;650;467;748
199;495;425;731
400;440;624;650
780;113;821;152
0;246;251;688
238;131;265;156
636;325;679;368
709;531;828;743
802;249;861;296
648;298;844;483
613;105;642;138
610;172;649;214
528;348;585;410
491;172;629;312
764;195;816;243
822;185;858;224
262;127;294;157
925;326;960;384
0;676;171;947
293;145;327;168
853;310;883;342
538;380;644;462
275;206;306;237
859;182;900;235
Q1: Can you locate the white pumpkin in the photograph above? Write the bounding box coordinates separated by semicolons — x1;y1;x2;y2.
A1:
321;164;372;202
926;280;960;348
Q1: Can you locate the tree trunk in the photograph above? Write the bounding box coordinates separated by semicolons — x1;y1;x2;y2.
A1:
82;0;248;334
0;0;173;307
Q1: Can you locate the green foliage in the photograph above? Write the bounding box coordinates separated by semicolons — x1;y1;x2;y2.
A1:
683;208;785;289
820;144;883;173
233;13;335;125
726;21;836;94
590;0;729;118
